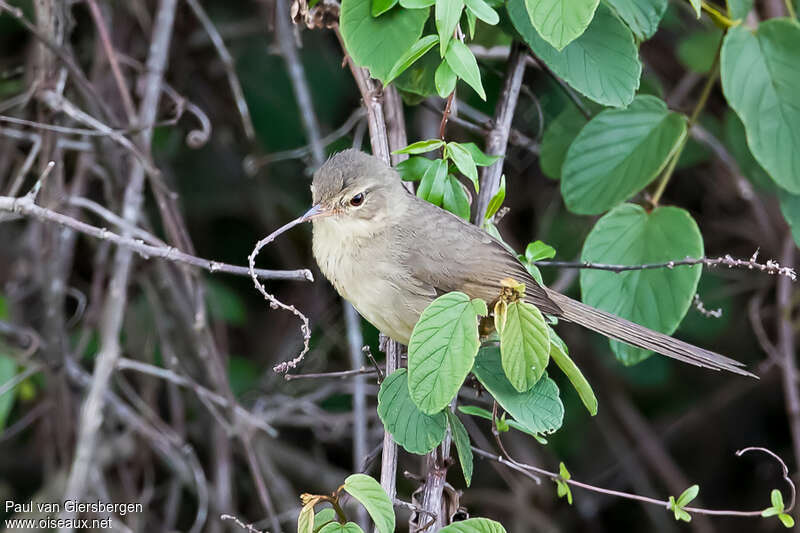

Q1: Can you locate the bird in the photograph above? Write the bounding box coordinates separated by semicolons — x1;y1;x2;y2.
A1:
301;149;753;378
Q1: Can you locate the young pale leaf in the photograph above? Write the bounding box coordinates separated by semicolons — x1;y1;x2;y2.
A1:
438;518;507;533
676;485;699;507
340;0;429;83
604;0;667;40
483;175;505;222
779;514;795;528
508;0;640;107
465;0;499;24
525;241;556;262
580;204;703;365
688;0;701;17
386;35;440;83
460;142;501;166
721;20;800;193
447;142;479;190
443;175;472;220
458;405;548;442
772;488;785;510
400;0;435;7
377;369;447;454
397;156;436;181
435;59;458;97
298;498;319;533
498;300;551;392
549;328;597;415
540;106;588;180
472;346;564;434
372;0;399;17
408;292;487;414
447;411;474;486
417;159;449;206
313;508;338;530
436;0;465;56
523;0;599;51
466;8;477;38
342;474;395;533
394;138;445;155
319;522;365;533
561;95;687;215
444;40;486;100
555;462;573;504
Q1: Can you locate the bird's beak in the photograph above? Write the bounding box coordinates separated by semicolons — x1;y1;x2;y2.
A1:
300;203;332;222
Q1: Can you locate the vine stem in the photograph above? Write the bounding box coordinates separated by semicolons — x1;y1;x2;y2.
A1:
785;0;797;19
651;33;724;207
489;403;795;519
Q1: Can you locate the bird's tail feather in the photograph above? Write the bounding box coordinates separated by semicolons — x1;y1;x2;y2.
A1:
544;290;756;378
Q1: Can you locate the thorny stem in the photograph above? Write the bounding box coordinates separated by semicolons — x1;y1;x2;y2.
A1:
489;403;796;519
651;32;724;207
439;91;456;142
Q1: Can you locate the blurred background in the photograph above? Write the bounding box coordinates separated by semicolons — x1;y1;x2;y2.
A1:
0;0;797;531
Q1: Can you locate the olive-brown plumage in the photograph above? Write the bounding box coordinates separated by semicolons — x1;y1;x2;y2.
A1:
307;149;753;377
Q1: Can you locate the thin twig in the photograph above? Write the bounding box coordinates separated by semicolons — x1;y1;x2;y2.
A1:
0;194;311;281
535;251;796;281
284;366;378;381
474;41;526;224
185;0;255;140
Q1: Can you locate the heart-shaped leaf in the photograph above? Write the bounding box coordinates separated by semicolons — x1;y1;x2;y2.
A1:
523;0;599;50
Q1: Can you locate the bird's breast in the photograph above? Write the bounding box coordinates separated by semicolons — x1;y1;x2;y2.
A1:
311;219;430;343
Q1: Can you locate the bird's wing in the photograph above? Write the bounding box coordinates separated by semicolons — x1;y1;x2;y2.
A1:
399;198;562;316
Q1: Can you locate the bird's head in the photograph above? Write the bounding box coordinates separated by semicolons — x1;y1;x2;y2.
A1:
302;149;406;232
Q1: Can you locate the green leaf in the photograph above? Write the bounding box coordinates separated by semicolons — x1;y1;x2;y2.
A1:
605;0;667;40
484;175;505;221
548;328;597;415
688;0;702;17
439;518;507;533
458;405;549;441
472;346;564;434
721;20;800;193
340;0;429;83
678;30;723;74
435;59;458;97
540;106;588;180
465;0;499;24
372;0;399;17
779;514;795;528
0;296;15;431
509;0;641;107
319;523;365;533
378;369;447;454
763;507;781;518
498;301;551;391
400;0;435;7
726;0;753;19
580;204;704;365
466;9;477;38
397;156;436;181
394;138;445;154
394;47;440;98
771;489;785;510
443;175;472;219
444;40;486;100
417;159;449;206
342;474;395;533
676;485;699;507
447;411;474;486
555;462;573;504
436;0;464;56
723;111;773;192
525;241;556;262
562;95;687;215
386;35;440;83
447;142;479;190
313;509;338;530
523;0;599;50
408;292;487;414
460;142;501;166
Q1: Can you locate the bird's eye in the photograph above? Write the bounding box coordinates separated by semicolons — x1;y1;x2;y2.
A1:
349;193;365;207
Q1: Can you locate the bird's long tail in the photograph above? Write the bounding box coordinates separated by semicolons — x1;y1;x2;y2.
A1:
544;289;756;378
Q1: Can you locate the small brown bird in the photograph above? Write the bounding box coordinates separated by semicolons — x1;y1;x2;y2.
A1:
303;149;753;377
